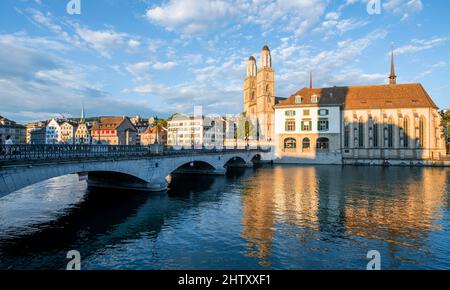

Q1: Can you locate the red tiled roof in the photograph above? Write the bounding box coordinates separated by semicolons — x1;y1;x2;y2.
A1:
91;117;128;130
275;83;438;109
143;126;165;135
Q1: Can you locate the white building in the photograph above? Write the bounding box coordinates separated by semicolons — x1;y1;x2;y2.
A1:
274;89;342;164
60;121;77;144
167;115;225;149
45;119;63;144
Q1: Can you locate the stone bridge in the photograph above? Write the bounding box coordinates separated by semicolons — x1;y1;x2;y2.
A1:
0;144;270;198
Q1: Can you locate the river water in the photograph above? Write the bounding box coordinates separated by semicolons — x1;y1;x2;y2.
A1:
0;165;449;270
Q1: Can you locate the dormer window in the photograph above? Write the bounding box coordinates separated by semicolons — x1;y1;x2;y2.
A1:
311;95;318;103
295;96;303;104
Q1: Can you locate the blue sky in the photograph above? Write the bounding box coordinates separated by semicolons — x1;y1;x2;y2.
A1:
0;0;449;123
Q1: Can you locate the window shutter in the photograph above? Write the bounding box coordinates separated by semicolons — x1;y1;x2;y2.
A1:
309;121;312;131
301;121;304;131
326;120;329;130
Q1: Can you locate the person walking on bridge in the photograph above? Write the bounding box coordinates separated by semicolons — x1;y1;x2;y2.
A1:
4;135;13;155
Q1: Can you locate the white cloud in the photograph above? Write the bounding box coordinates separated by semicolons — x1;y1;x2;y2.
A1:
74;25;127;58
383;0;423;20
0;33;155;123
126;62;152;81
394;37;448;55
275;29;388;95
128;39;141;49
146;0;326;37
315;12;368;39
153;61;177;70
146;0;235;34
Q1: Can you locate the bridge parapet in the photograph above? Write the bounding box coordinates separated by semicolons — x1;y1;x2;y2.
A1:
0;144;269;166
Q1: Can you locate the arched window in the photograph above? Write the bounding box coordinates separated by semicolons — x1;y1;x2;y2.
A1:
251;91;255;101
284;138;296;149
344;120;350;148
358;117;365;148
266;84;269;93
302;138;310;150
373;118;379;148
419;116;426;148
316;137;329;151
403;117;409;148
388;117;394;148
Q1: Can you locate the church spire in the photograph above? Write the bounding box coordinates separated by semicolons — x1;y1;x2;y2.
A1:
80;103;85;123
389;45;397;85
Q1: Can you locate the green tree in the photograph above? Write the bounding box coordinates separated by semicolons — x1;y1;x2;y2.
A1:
441;110;450;136
236;113;257;144
440;110;450;154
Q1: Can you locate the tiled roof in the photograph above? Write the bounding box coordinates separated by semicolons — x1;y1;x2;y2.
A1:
275;83;438;109
91;117;129;130
275;97;287;104
143;126;165;135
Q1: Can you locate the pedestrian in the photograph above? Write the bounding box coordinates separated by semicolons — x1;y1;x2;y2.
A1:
5;135;13;155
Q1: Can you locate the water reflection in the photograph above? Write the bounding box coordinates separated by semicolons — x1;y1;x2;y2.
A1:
239;166;450;269
0;174;228;270
0;166;449;269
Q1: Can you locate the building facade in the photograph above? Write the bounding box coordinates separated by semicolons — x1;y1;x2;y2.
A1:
272;48;446;164
75;122;91;144
91;117;137;145
340;84;445;162
45;119;63;144
140;126;167;146
274;91;342;164
0;116;26;145
29;127;46;144
26;121;47;144
130;115;150;145
167;115;225;148
60;121;77;144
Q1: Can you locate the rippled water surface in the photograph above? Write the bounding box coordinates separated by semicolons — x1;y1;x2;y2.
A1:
0;165;449;269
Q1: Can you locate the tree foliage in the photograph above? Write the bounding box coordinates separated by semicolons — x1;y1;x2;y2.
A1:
441;110;450;140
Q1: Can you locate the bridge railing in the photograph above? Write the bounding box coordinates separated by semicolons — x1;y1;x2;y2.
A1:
0;144;269;164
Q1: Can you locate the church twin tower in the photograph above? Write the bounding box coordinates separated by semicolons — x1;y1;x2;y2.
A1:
243;45;275;142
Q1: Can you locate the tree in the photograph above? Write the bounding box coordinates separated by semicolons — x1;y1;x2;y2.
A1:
236;113;257;145
440;110;450;154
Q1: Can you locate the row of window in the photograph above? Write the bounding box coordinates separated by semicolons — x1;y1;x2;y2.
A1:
169;122;202;127
284;137;330;151
344;117;426;148
294;95;319;104
284;109;329;117
285;119;329;132
92;130;117;135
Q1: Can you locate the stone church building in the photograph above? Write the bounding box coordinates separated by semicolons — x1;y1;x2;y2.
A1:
243;45;276;144
243;46;447;165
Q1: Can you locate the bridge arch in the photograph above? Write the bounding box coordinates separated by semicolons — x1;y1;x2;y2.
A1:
171;160;218;174
224;156;247;168
0;159;164;197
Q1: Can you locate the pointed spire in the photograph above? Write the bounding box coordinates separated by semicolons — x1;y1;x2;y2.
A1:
309;71;313;89
80;103;85;123
389;45;397;85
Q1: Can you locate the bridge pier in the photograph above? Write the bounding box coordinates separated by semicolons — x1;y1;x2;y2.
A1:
86;172;168;192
